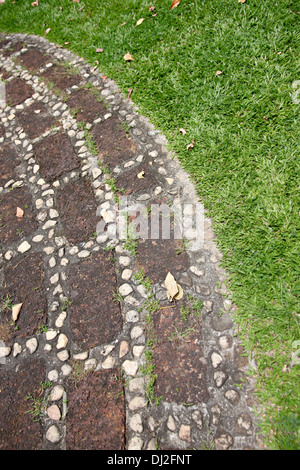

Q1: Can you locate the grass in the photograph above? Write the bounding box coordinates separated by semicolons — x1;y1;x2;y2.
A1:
0;0;299;449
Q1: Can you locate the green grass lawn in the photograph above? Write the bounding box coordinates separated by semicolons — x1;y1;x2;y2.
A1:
0;0;299;449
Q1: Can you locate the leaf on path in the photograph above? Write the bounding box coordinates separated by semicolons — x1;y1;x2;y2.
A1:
137;170;145;179
136;18;144;26
186;140;195;150
124;53;134;61
16;207;24;218
170;0;181;9
164;272;183;302
12;303;22;322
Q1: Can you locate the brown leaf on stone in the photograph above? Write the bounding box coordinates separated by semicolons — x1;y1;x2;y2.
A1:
12;303;22;322
137;171;145;179
16;207;24;218
164;272;183;302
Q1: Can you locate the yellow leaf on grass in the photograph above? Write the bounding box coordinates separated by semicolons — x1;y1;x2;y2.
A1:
136;18;144;26
16;207;24;218
238;0;246;3
124;53;134;61
164;272;183;302
12;303;22;322
170;0;181;9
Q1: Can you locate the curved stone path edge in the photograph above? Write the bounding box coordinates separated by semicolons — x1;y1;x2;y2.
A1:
0;33;265;450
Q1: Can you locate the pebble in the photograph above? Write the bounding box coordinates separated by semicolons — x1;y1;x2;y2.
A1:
56;333;68;349
45;425;61;443
26;338;38;354
122;360;139;376
18;241;31;253
47;404;61;421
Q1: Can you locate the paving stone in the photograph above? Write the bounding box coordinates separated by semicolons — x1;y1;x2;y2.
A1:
67;252;123;349
0;358;46;450
5;78;33;107
16;101;57;139
33;132;80;183
57;177;100;244
66;369;125;450
92;115;138;170
66;87;107;123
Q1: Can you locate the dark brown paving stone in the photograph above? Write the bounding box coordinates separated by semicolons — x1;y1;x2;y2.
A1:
41;63;82;91
92;116;139;170
137;238;189;285
67;252;123;349
17;49;49;72
0;143;21;187
0;67;11;81
0;185;38;245
152;300;209;404
33;132;80;183
57;177;100;244
0;358;46;450
0;253;47;343
2;41;25;57
17;102;57;139
116;164;158;196
5;77;33;107
66;368;125;450
66;87;107;123
0;39;10;50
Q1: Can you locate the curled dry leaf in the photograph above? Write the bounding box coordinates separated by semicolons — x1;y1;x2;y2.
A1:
215;70;222;76
31;0;39;6
164;272;183;302
45;28;51;35
96;48;103;53
136;18;144;26
238;0;246;3
186;140;195;150
149;5;155;11
124;53;134;61
12;303;22;322
179;128;186;135
127;87;133;99
137;170;145;179
16;207;24;218
170;0;181;9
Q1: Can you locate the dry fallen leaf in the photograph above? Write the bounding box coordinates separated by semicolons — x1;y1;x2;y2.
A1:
124;53;134;61
136;18;144;26
96;48;103;53
120;22;127;27
137;170;145;179
164;272;183;302
45;28;51;35
12;303;22;322
238;0;246;3
16;207;24;218
179;128;186;135
149;5;155;11
170;0;181;9
215;70;222;76
127;87;133;100
186;140;195;150
31;0;39;6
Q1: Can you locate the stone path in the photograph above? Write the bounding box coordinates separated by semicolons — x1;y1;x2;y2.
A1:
0;33;264;450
